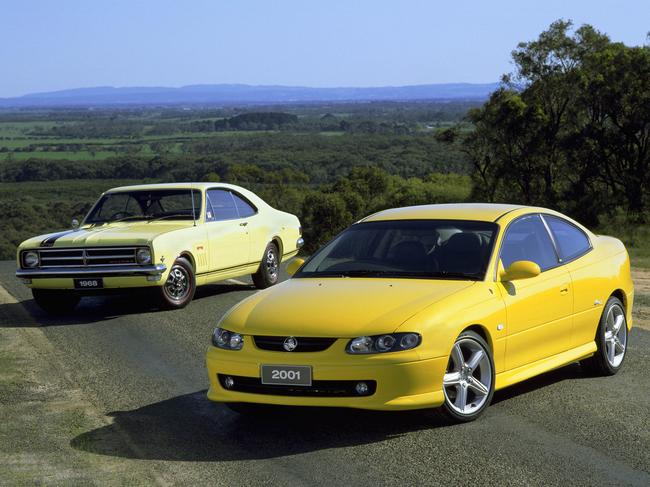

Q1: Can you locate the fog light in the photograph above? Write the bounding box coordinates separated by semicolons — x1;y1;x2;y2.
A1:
146;274;162;281
223;376;234;389
355;382;369;395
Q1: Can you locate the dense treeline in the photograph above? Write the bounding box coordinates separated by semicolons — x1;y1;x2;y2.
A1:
462;21;650;224
0;134;469;185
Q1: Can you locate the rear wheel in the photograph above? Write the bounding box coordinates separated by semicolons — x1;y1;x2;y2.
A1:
440;330;494;423
32;289;80;314
252;242;280;289
580;296;628;375
158;257;195;309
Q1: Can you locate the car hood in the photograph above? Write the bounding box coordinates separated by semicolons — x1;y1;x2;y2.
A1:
224;278;475;337
20;221;192;248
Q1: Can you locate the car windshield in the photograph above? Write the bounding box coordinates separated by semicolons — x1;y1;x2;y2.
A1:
85;189;202;224
297;220;498;280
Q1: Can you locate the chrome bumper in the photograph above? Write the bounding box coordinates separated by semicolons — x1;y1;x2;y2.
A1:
15;264;167;279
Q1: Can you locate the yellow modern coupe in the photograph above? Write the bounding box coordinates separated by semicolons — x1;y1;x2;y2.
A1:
16;183;302;313
206;204;633;422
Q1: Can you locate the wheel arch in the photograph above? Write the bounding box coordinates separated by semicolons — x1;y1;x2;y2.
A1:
270;236;284;260
461;323;494;352
610;289;626;310
178;251;196;272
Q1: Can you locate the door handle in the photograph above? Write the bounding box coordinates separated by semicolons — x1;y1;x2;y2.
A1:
560;286;569;295
239;222;248;227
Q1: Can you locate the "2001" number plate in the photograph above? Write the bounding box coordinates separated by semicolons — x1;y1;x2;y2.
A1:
261;365;312;386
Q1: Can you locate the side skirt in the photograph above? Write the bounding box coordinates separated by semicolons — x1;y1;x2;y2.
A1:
495;342;597;391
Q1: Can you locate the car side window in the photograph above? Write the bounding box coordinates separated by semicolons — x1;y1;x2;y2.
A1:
501;215;558;271
544;215;591;262
231;192;257;218
206;189;239;221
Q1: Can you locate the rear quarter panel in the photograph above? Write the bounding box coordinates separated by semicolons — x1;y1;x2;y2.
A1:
567;235;634;348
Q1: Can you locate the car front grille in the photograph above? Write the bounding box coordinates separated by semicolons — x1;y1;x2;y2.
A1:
36;247;140;267
253;336;337;352
218;374;377;397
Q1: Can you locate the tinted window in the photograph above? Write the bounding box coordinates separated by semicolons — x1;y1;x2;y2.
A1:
544;215;590;261
206;189;238;221
501;215;558;271
298;220;498;280
232;192;257;218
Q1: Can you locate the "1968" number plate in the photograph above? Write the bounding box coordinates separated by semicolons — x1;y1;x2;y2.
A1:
73;278;104;289
261;365;312;386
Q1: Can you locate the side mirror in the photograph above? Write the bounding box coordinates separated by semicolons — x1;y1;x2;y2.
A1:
286;258;305;277
71;218;80;229
500;260;541;281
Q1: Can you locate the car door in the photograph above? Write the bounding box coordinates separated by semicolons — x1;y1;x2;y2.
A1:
205;189;250;272
231;190;266;263
542;214;596;349
498;214;573;371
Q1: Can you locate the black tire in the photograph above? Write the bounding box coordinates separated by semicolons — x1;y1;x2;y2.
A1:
32;289;80;314
158;257;196;309
252;242;280;289
580;296;628;376
439;330;495;423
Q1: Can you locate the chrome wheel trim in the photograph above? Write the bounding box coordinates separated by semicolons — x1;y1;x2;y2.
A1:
164;265;191;301
443;337;492;416
604;303;627;368
265;247;278;281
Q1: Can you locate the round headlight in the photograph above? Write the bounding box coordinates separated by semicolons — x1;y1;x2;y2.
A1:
136;248;152;265
349;336;373;353
212;327;243;350
375;334;396;352
229;333;243;350
399;333;420;350
23;251;39;268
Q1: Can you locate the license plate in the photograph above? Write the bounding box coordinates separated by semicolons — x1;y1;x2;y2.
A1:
261;365;312;386
74;278;103;289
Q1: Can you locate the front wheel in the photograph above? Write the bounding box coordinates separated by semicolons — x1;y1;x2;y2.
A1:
158;257;196;309
252;243;280;289
580;296;628;375
32;289;80;314
440;330;495;423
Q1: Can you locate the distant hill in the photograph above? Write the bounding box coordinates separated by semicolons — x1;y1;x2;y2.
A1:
0;83;500;108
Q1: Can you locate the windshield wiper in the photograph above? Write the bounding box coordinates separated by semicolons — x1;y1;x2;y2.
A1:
427;271;482;281
147;213;194;223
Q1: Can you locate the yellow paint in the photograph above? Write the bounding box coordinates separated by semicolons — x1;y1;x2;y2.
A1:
206;203;634;411
16;182;301;291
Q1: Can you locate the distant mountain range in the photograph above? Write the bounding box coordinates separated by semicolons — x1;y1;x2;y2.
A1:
0;83;500;107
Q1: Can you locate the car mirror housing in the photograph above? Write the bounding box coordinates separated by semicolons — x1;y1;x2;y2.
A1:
71;218;80;229
286;258;305;277
500;260;541;281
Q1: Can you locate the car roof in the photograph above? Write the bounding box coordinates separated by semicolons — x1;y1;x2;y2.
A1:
106;182;246;193
361;203;527;223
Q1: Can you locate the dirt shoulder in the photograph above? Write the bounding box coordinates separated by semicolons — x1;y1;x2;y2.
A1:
0;288;164;486
632;268;650;331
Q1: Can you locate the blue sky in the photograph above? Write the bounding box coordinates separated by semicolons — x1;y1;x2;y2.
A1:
1;0;648;97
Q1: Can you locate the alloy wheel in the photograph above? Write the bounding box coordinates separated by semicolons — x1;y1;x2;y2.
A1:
443;337;492;415
604;303;627;368
164;266;190;301
266;247;278;281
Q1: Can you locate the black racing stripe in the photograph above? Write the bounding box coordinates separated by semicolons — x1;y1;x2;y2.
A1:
40;230;78;247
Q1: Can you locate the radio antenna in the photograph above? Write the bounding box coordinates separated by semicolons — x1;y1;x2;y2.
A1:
190;184;197;227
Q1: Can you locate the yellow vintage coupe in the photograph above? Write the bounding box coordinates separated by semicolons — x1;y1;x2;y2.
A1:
205;203;633;422
16;182;302;312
